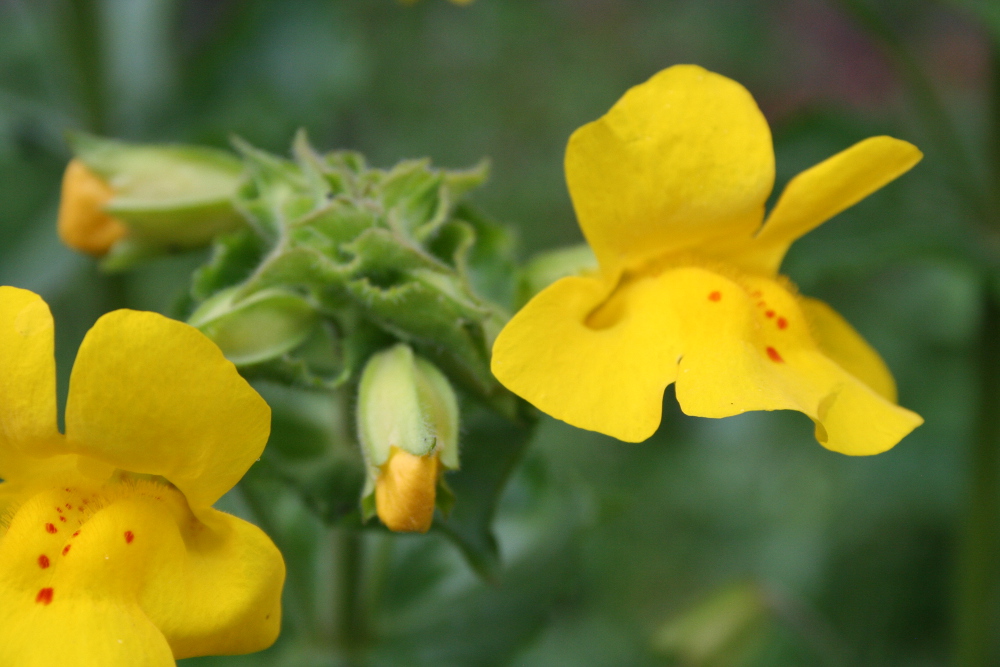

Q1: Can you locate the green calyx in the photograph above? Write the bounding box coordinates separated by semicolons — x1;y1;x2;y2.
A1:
188;286;320;366
356;344;459;520
185;130;515;405
67;132;245;266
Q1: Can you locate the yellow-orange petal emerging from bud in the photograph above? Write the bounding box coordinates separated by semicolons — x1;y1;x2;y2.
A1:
375;446;440;533
58;159;128;255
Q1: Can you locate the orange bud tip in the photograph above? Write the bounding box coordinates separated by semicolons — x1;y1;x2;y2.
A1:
375;447;440;533
58;159;128;256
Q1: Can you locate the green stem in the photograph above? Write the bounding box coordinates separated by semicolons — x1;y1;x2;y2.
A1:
955;293;1000;667
334;528;366;663
61;0;108;133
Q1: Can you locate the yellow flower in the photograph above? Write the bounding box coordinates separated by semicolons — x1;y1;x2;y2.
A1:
0;286;284;665
491;65;924;454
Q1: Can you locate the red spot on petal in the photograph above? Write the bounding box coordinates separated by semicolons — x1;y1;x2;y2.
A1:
62;545;71;556
64;488;71;493
55;507;61;513
35;588;53;605
765;310;775;318
38;555;49;569
45;523;57;534
58;516;66;523
708;291;722;302
757;301;765;307
65;504;71;510
124;531;134;544
766;347;784;363
777;317;788;330
72;531;80;538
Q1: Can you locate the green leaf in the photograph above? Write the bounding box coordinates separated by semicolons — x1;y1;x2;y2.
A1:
433;404;535;579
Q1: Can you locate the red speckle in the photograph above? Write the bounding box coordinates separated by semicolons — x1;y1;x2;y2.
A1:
765;310;775;318
124;531;134;544
45;523;57;534
62;545;71;556
35;588;53;605
708;291;722;302
55;507;62;514
751;290;762;297
65;504;71;510
757;301;766;307
777;317;788;330
766;347;784;363
72;531;80;538
64;488;71;493
38;555;49;569
58;516;66;523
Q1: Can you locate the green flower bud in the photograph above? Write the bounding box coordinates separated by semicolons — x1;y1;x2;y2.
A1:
188;287;319;366
356;344;459;532
66;132;245;265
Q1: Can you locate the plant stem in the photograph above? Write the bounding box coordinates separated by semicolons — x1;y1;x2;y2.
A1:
955;292;1000;667
62;0;108;133
334;528;366;663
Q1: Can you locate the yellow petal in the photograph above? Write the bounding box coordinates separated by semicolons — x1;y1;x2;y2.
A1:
0;479;283;664
565;65;774;280
57;159;128;256
375;446;440;533
742;136;922;273
799;296;896;402
493;266;921;453
64;310;270;509
0;288;67;477
667;269;921;455
491;275;681;442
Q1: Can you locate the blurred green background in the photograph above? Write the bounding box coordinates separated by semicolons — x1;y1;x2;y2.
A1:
2;0;999;665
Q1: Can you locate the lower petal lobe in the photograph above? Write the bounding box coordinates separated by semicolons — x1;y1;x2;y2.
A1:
492;275;681;442
669;269;921;454
0;479;284;663
493;266;921;453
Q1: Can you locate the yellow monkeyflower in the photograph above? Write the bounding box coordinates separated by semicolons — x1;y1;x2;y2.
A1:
0;286;284;665
492;65;923;454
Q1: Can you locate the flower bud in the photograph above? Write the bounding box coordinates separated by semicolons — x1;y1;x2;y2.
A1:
57;159;128;255
356;344;459;532
59;133;245;260
188;287;319;366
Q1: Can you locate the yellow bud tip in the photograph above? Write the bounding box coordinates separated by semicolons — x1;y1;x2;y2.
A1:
375;446;440;533
58;159;128;256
